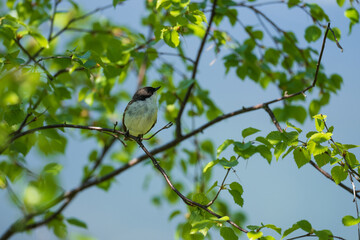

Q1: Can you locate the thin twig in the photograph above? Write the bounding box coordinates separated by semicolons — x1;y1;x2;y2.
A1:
175;0;218;138
309;161;360;199
321;115;360;179
141;122;173;140
328;27;343;52
135;139;247;233
287;233;345;240
48;0;61;40
13;39;53;80
263;104;283;133
83;138;117;183
206;168;231;207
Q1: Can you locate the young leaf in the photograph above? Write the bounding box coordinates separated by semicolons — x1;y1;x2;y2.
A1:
331;166;348;184
267;131;283;145
305;25;322;42
293;147;311;168
262;224;282;235
247;231;263;240
286;122;302;133
242;127;260;139
309;132;332;143
156;0;171;9
219;157;239;169
297;220;312;232
42;163;63;175
229;182;244;207
203;159;219;173
228;189;243;207
0;172;6;189
336;0;345;7
168;210;181;221
220;227;238;240
315;118;325;132
342;215;360;226
274;142;287;161
206;181;218;194
345;8;359;24
67;217;88;229
314;153;330;167
256;145;272;164
282;223;300;238
217;139;234;157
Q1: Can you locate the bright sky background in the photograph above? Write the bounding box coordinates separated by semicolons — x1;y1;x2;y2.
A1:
1;1;360;240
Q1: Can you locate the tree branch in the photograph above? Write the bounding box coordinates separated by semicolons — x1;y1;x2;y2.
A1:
206;168;231;207
175;0;218;138
135;139;247;233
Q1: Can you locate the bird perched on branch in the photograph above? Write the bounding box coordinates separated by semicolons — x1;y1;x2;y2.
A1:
122;86;161;139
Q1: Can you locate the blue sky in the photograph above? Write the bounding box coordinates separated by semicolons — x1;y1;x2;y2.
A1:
1;1;360;239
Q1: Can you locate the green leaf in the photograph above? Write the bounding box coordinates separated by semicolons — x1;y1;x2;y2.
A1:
256;137;272;148
112;0;124;7
309;100;321;117
327;27;341;42
282;223;300;238
229;182;244;207
0;171;6;189
30;32;49;48
206;181;218;193
4;105;26;126
203;159;219;173
168;210;181;221
256;145;272;164
67;217;87;229
230;182;243;193
313;114;327;120
286;122;302;133
200;140;214;155
42;163;63;175
309;132;332;143
219;157;239;169
345;8;359;23
336;0;345;7
274;142;287;161
314;153;330;167
242;127;260;139
163;29;180;48
342;215;360;226
305;25;322;42
220;227;238;240
315;230;332;240
307;140;328;156
297;220;312;232
247;225;260;231
263;224;282;235
293;147;311;168
247;231;263;240
156;0;171;9
267;131;283;145
315;118;325;132
97;165;115;191
331;166;348;184
264;48;280;65
261;236;276;240
217;139;234;157
287;0;300;8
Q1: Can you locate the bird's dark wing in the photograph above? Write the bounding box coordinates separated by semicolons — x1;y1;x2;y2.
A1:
122;100;133;132
144;117;157;135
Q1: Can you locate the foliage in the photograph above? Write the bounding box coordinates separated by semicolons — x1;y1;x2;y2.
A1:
0;0;359;239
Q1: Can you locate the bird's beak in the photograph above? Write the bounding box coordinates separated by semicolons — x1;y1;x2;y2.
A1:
154;86;161;91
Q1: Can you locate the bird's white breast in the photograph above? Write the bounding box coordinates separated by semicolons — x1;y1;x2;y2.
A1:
124;94;158;136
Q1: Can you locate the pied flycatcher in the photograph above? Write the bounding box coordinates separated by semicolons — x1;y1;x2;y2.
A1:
122;86;161;138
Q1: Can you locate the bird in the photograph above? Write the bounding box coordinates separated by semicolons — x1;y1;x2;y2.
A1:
122;86;161;139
